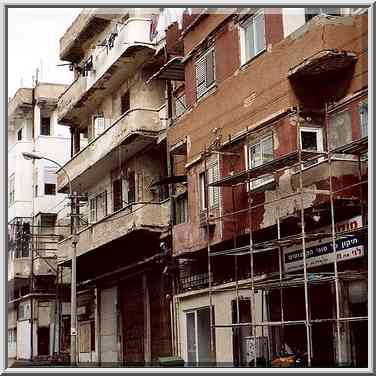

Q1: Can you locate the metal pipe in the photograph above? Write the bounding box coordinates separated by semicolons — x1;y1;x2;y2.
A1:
325;102;343;366
296;105;312;367
204;146;215;363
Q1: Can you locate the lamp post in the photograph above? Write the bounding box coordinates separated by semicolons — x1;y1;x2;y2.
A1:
22;151;78;366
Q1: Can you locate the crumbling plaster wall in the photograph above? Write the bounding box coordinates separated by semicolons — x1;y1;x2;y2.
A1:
168;14;367;164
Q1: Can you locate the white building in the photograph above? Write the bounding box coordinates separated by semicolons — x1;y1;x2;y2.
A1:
8;82;76;361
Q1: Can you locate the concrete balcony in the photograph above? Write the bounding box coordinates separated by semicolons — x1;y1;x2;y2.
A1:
57;107;166;192
57;200;170;261
59;8;122;62
57;17;154;124
8;256;56;281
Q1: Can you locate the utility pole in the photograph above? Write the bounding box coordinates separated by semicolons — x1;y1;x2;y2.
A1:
70;191;79;365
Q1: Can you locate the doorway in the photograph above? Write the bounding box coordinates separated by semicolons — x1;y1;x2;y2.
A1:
37;327;50;356
186;307;215;366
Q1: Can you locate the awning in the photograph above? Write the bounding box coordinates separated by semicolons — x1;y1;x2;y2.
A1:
147;56;184;82
150;175;187;188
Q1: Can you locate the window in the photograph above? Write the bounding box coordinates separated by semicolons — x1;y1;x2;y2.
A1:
176;194;188;224
113;178;123;212
121;91;130;114
208;162;220;208
8;328;16;344
199;171;206;211
329;110;352;150
18;302;30;320
240;10;266;65
93;113;105;138
199;162;220;210
195;48;215;99
41;117;51;136
246;135;274;188
359;99;368;138
305;8;341;22
186;307;215;365
300;127;324;167
44;167;57;195
127;171;136;204
17;128;23;141
9;174;15;205
89;191;108;223
175;94;186;118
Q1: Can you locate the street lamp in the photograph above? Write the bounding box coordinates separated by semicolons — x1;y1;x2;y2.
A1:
22;151;78;366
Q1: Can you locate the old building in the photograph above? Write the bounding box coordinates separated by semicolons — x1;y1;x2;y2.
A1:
153;7;369;367
55;8;173;365
8;82;72;360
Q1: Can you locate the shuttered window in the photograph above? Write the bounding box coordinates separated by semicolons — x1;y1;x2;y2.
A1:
246;135;274;189
93;114;105;138
44;167;57;195
359;99;368;138
208;162;220;208
89;191;107;223
175;94;186;118
240;11;265;65
195;48;215;99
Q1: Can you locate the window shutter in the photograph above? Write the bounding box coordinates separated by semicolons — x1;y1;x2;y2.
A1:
206;50;215;87
175;95;186;118
196;58;207;98
208;162;219;208
254;12;265;54
44;167;57;185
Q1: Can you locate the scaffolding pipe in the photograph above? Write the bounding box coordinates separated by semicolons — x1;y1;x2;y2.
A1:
204;146;215;362
296;105;312;367
326;102;343;366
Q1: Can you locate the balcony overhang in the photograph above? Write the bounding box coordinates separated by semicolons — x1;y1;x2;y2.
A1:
58;128;160;193
170;137;187;155
57;201;170;262
8;88;33;126
59;9;113;62
288;49;357;79
147;56;184;82
58;43;156;124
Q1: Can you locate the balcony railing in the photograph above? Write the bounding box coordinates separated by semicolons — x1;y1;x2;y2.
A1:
57;107;165;191
57;200;170;261
57;17;153;123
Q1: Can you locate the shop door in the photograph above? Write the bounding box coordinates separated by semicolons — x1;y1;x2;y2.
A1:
186;307;214;366
232;299;251;366
120;275;144;365
310;284;335;367
37;327;50;356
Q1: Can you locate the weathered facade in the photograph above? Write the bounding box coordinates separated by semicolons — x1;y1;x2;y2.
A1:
8;83;72;361
55;8;173;365
154;7;369;367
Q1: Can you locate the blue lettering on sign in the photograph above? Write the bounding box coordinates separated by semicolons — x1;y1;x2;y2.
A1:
284;236;363;264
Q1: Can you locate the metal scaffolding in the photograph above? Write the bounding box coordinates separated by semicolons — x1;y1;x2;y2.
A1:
200;98;368;367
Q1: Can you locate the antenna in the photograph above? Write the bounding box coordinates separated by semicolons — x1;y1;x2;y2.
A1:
40;59;43;81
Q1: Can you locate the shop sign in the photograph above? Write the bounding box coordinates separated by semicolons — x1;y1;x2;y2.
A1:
283;216;364;272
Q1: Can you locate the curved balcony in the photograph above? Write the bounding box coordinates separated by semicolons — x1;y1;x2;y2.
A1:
57;106;166;192
57;17;154;124
57;200;170;261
